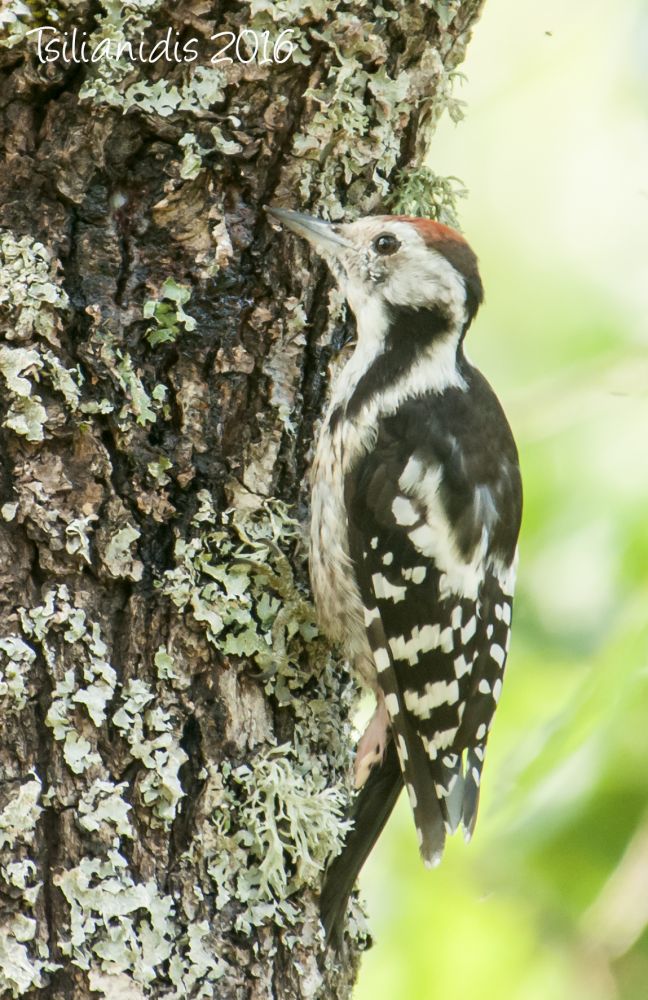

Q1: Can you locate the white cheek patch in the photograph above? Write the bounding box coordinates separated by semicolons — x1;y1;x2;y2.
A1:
381;238;469;327
339;218;468;325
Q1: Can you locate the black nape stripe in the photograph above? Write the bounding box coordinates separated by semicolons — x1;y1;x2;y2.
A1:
346;304;452;419
431;241;484;330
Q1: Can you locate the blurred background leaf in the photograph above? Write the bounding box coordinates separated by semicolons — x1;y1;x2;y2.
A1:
354;1;648;997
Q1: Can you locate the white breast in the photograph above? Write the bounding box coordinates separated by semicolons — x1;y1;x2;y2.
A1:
309;398;376;683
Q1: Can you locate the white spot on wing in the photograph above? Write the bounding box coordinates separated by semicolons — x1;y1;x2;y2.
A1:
373;647;390;673
439;627;454;653
388;623;442;665
454;654;471;678
405;461;490;600
363;606;380;627
399;456;424;492
461;616;477;644
392;496;418;526
404;680;459;717
384;693;400;716
433;727;456;750
371;572;407;603
493;551;518;597
490;643;505;668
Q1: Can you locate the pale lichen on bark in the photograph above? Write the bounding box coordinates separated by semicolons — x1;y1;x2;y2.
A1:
0;0;484;995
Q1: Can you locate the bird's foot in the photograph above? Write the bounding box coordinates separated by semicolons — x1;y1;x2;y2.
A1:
354;694;390;789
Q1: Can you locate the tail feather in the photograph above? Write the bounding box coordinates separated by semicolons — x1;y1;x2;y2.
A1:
321;737;488;944
401;733;446;868
320;738;403;947
434;752;465;834
461;744;485;839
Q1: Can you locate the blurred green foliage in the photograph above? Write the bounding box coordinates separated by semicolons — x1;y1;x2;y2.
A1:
354;1;648;997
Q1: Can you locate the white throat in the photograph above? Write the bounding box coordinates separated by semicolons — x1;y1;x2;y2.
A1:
330;295;466;416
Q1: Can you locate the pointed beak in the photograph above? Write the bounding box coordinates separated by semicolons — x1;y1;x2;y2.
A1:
265;206;352;255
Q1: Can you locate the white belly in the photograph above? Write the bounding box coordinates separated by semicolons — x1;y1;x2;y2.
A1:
309;410;377;684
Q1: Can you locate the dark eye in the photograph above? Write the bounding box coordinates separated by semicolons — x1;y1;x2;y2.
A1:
373;232;400;256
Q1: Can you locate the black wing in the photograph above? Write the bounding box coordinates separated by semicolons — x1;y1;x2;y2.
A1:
345;381;521;858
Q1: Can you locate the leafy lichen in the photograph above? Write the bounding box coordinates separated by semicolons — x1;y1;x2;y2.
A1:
0;775;57;997
55;848;177;982
76;1;226;117
78;780;134;842
0;635;36;711
0;0;67;48
0;775;42;851
159;497;356;951
19;586;117;774
55;845;228;993
0;233;83;442
160;493;332;705
143;278;196;348
86;327;170;431
65;514;99;565
101;523;144;582
0;346;47;442
0;232;69;342
112;679;188;827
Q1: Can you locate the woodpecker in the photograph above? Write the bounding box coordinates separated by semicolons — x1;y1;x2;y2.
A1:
266;206;522;943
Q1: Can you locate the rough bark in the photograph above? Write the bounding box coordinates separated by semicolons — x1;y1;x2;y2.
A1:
0;1;484;997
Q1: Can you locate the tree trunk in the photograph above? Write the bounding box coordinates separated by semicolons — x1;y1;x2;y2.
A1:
0;2;483;996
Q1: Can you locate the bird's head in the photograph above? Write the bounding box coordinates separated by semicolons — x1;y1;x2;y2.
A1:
266;207;483;337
